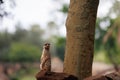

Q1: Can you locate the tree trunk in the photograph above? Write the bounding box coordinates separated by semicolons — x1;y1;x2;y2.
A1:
64;0;99;80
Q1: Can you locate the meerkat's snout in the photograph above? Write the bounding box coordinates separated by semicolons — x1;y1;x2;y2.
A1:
44;43;50;50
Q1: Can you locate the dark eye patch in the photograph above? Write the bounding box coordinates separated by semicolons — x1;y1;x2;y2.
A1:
44;43;47;45
44;43;50;46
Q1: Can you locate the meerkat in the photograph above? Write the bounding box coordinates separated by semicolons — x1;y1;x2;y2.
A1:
40;43;51;72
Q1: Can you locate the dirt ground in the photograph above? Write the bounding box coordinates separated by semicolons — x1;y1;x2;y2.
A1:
51;57;116;76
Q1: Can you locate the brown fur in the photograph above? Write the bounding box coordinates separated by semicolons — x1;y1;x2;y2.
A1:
40;43;51;72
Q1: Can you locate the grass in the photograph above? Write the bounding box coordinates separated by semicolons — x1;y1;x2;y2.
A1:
20;75;36;80
9;64;39;80
94;50;108;63
18;68;39;80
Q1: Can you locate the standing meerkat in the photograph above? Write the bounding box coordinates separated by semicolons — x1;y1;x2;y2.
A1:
40;43;51;72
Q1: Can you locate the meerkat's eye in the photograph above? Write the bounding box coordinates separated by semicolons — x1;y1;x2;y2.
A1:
44;43;47;45
44;43;50;46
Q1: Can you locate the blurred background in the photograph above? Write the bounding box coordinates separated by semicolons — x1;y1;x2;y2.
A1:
0;0;120;80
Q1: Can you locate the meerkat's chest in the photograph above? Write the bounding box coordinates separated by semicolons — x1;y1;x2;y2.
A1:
41;50;50;58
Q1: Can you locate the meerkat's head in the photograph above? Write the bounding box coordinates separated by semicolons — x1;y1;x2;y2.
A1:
43;43;50;50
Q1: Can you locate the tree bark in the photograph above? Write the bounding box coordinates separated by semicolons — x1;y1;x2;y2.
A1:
64;0;99;80
35;70;78;80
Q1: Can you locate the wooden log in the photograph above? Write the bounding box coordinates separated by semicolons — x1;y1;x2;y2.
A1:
35;70;78;80
84;72;120;80
84;75;108;80
105;72;120;80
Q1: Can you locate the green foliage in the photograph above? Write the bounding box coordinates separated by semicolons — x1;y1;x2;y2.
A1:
28;24;44;46
94;15;120;64
8;64;38;80
0;31;12;61
94;50;108;62
1;0;120;64
20;76;35;80
0;24;44;62
55;37;66;61
13;25;44;47
8;42;41;62
12;27;28;41
60;4;68;13
0;31;12;49
94;18;106;52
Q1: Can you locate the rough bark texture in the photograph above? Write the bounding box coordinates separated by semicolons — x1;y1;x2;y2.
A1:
35;71;120;80
84;72;120;80
64;0;99;79
35;70;78;80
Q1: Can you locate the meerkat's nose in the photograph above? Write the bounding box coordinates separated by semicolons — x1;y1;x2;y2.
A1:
45;43;50;46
